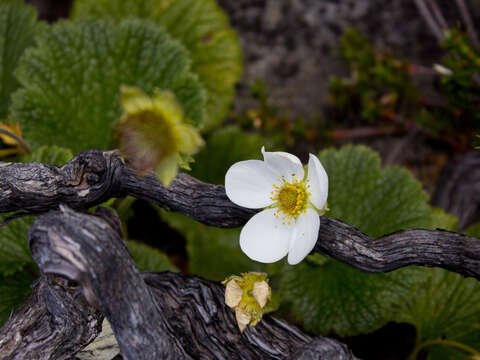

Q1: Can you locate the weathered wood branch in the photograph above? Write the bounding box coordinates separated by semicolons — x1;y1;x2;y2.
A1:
0;275;103;360
28;206;177;359
0;150;253;227
144;271;355;360
0;150;122;214
1;206;356;359
1;149;480;281
315;218;480;278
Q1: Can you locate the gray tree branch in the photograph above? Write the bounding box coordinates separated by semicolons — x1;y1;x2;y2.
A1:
1;149;479;280
0;206;356;359
0;274;103;360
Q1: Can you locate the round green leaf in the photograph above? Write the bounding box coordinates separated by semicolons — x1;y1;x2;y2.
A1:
396;268;480;360
11;19;205;153
282;145;432;336
22;145;73;166
72;0;243;131
431;207;458;232
283;256;425;336
320;145;431;237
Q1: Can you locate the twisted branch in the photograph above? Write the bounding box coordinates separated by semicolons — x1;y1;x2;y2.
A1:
1;206;356;359
0;275;103;360
1;149;479;280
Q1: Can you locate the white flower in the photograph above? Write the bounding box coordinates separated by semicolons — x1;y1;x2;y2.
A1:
225;147;328;265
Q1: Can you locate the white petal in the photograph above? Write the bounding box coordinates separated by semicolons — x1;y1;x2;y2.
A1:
240;209;292;263
225;160;277;208
261;147;304;182
287;209;320;265
307;154;328;209
261;146;302;166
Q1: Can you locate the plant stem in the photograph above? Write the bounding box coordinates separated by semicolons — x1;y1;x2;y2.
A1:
455;0;480;49
331;126;402;140
413;0;445;42
427;0;448;30
410;339;480;359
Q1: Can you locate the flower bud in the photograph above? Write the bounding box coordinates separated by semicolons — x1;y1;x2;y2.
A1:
222;272;271;332
116;86;204;187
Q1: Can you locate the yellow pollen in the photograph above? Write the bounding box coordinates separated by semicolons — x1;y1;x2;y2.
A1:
271;178;309;225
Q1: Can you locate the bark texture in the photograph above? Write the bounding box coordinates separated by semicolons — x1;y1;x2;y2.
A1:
0;206;356;360
1;150;480;280
0;275;102;360
316;218;480;278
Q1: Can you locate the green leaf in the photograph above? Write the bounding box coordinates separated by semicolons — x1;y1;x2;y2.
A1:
430;207;458;232
159;211;266;281
11;19;205;153
0;270;36;326
126;240;178;272
189;126;264;184
282;145;432;336
156;0;242;131
72;0;168;18
464;222;480;238
320;145;431;237
0;216;34;276
71;0;243;131
22;146;73;166
395;268;480;360
0;0;41;119
283;256;426;337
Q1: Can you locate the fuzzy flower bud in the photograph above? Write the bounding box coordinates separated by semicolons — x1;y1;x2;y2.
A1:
116;86;204;187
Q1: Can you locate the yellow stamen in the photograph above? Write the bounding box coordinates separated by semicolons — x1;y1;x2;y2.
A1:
270;177;310;225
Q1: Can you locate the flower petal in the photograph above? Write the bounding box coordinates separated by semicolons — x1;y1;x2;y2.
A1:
261;146;304;182
261;146;302;166
287;209;320;265
240;209;292;263
225;160;277;208
307;153;328;209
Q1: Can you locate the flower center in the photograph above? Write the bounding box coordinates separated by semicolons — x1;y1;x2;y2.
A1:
278;186;299;212
270;174;310;225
